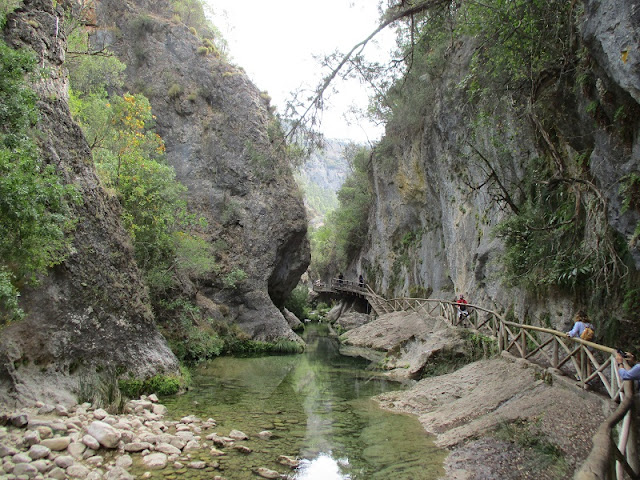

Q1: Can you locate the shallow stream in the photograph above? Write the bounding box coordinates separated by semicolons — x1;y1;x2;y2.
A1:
161;323;446;479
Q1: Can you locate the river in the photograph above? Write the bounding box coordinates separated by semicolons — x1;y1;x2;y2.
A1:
162;323;446;479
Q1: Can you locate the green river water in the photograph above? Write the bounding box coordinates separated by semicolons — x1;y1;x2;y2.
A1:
157;323;446;479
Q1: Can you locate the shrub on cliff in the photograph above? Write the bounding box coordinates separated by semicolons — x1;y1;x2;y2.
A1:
0;39;79;324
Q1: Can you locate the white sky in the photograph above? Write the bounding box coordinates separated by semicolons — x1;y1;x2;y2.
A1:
206;0;396;143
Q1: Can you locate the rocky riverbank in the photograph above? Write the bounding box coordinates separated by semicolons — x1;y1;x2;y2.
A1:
337;310;614;479
0;396;298;480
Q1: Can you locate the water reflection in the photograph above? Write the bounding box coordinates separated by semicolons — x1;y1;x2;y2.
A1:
162;324;445;479
294;453;350;479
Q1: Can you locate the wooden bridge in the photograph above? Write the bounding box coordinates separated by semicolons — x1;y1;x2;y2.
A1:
313;279;639;480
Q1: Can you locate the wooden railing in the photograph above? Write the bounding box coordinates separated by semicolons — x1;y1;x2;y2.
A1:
376;296;638;480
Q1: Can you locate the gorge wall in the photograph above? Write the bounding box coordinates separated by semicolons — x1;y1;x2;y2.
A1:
0;0;178;405
0;0;309;405
88;0;310;341
356;0;640;335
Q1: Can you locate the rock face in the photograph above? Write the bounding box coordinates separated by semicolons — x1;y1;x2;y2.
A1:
90;0;310;341
340;311;463;379
376;355;608;478
355;2;640;331
0;0;179;405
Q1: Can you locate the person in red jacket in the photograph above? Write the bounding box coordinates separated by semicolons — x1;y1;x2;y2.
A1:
455;294;469;319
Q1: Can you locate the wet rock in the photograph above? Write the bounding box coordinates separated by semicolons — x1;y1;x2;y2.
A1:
233;444;252;454
255;467;282;479
188;460;207;469
154;443;181;455
210;447;226;456
115;454;133;469
143;452;168;469
278;455;300;468
228;429;249;440
105;466;135;480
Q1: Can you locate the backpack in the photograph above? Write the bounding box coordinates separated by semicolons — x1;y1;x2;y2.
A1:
580;324;595;341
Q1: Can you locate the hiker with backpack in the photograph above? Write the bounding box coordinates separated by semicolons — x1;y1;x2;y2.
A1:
566;310;595;341
566;310;595;382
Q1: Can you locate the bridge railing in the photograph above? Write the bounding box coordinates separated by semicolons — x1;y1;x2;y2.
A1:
377;296;638;479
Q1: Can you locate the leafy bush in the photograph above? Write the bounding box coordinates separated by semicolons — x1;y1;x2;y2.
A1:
0;39;79;323
119;373;182;397
223;268;247;289
284;283;310;320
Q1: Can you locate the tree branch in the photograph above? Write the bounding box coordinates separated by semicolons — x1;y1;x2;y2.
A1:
285;0;449;140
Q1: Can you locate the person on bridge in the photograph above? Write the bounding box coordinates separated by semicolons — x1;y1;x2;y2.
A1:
359;274;364;288
338;273;344;285
566;310;595;381
566;310;594;340
455;294;469;319
616;351;640;382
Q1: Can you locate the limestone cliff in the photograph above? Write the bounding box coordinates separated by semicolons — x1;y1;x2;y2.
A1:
0;0;178;405
355;0;640;334
87;0;310;340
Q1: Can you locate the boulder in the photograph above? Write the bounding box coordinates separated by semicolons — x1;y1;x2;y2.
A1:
87;421;121;449
142;452;168;469
40;436;71;452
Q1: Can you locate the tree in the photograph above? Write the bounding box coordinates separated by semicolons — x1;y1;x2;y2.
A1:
0;39;78;323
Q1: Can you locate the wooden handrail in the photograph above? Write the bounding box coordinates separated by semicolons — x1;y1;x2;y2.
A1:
362;293;638;479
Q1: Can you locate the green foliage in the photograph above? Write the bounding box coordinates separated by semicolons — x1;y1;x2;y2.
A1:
223;268;247;289
68;46;216;293
170;0;228;58
119;373;182;397
157;299;224;364
493;157;621;295
0;39;79;323
309;146;372;279
168;83;183;98
227;338;304;356
283;283;310;320
0;0;19;27
457;0;573;98
619;172;640;214
66;28;126;95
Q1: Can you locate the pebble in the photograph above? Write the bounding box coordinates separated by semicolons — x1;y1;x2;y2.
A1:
0;397;303;480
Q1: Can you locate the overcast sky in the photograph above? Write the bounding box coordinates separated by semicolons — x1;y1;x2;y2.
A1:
206;0;396;143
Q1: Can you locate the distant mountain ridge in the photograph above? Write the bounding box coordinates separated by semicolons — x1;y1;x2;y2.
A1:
298;139;351;226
